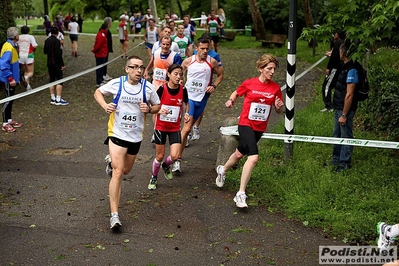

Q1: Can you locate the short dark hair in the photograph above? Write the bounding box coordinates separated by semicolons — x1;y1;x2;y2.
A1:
201;33;211;40
197;38;210;45
126;55;143;66
339;44;348;57
21;26;30;34
166;64;183;81
50;26;58;35
336;30;346;40
160;36;172;45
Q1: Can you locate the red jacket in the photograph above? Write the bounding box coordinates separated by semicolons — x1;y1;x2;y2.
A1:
92;29;108;58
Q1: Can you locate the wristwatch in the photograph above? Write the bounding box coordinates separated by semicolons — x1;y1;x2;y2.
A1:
341;114;347;118
147;106;152;114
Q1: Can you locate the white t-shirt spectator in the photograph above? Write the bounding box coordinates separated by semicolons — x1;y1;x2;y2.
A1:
68;21;79;34
18;34;38;58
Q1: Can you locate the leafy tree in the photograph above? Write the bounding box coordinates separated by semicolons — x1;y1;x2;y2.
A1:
49;0;85;19
0;2;14;47
301;0;399;60
0;0;33;46
223;0;325;35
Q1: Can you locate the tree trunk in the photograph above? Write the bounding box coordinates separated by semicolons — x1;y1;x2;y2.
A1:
43;0;49;17
301;0;314;28
302;0;317;49
211;0;218;12
177;0;183;19
247;0;267;40
148;0;158;23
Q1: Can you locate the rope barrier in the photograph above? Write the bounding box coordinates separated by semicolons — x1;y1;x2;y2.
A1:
0;41;145;105
220;125;399;149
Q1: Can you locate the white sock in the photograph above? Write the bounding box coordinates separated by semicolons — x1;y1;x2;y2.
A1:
220;166;226;174
24;75;28;81
3;122;8;126
56;96;61;102
236;191;246;196
111;212;119;217
51;94;55;100
388;224;399;238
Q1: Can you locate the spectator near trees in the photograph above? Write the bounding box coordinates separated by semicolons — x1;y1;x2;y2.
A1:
0;27;23;133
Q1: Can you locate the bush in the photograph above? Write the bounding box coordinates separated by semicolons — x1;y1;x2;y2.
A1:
0;2;15;47
358;47;399;140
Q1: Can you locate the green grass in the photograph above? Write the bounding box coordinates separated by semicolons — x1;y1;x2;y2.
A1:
220;33;330;66
223;69;399;244
15;19;105;34
217;34;399;245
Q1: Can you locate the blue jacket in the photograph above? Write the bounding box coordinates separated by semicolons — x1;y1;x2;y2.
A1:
0;40;20;83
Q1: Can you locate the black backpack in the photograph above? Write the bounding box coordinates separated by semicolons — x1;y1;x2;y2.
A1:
353;61;370;101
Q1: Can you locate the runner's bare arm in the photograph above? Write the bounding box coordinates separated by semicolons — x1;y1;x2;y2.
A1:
144;56;154;79
94;89;116;114
212;58;224;87
225;91;238;108
274;96;284;113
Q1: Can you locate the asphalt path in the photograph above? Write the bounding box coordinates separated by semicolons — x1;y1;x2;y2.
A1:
0;35;352;266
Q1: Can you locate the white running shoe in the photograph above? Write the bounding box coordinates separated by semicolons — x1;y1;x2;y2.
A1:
185;133;191;147
110;215;122;229
103;74;112;81
320;108;333;112
377;222;394;250
104;155;112;177
172;160;181;173
215;165;226;188
233;193;248;208
192;126;200;140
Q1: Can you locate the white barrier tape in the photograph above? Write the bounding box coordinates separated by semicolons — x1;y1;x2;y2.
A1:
63;31;145;37
280;55;327;92
0;41;145;105
220;125;399;149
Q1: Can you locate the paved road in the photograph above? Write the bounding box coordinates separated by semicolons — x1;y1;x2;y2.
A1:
0;35;347;265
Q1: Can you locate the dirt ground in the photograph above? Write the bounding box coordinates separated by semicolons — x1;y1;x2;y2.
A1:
0;35;356;266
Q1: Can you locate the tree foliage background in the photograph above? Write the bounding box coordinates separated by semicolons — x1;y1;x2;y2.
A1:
4;0;330;34
2;0;399;139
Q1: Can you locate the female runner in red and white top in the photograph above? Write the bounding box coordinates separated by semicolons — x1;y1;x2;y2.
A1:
148;64;189;190
215;54;285;208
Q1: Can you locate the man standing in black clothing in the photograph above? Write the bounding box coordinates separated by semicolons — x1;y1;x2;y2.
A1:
44;27;68;106
77;14;84;33
321;30;345;112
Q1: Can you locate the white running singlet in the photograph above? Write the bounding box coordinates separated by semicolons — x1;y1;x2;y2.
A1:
100;77;160;142
185;55;213;102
